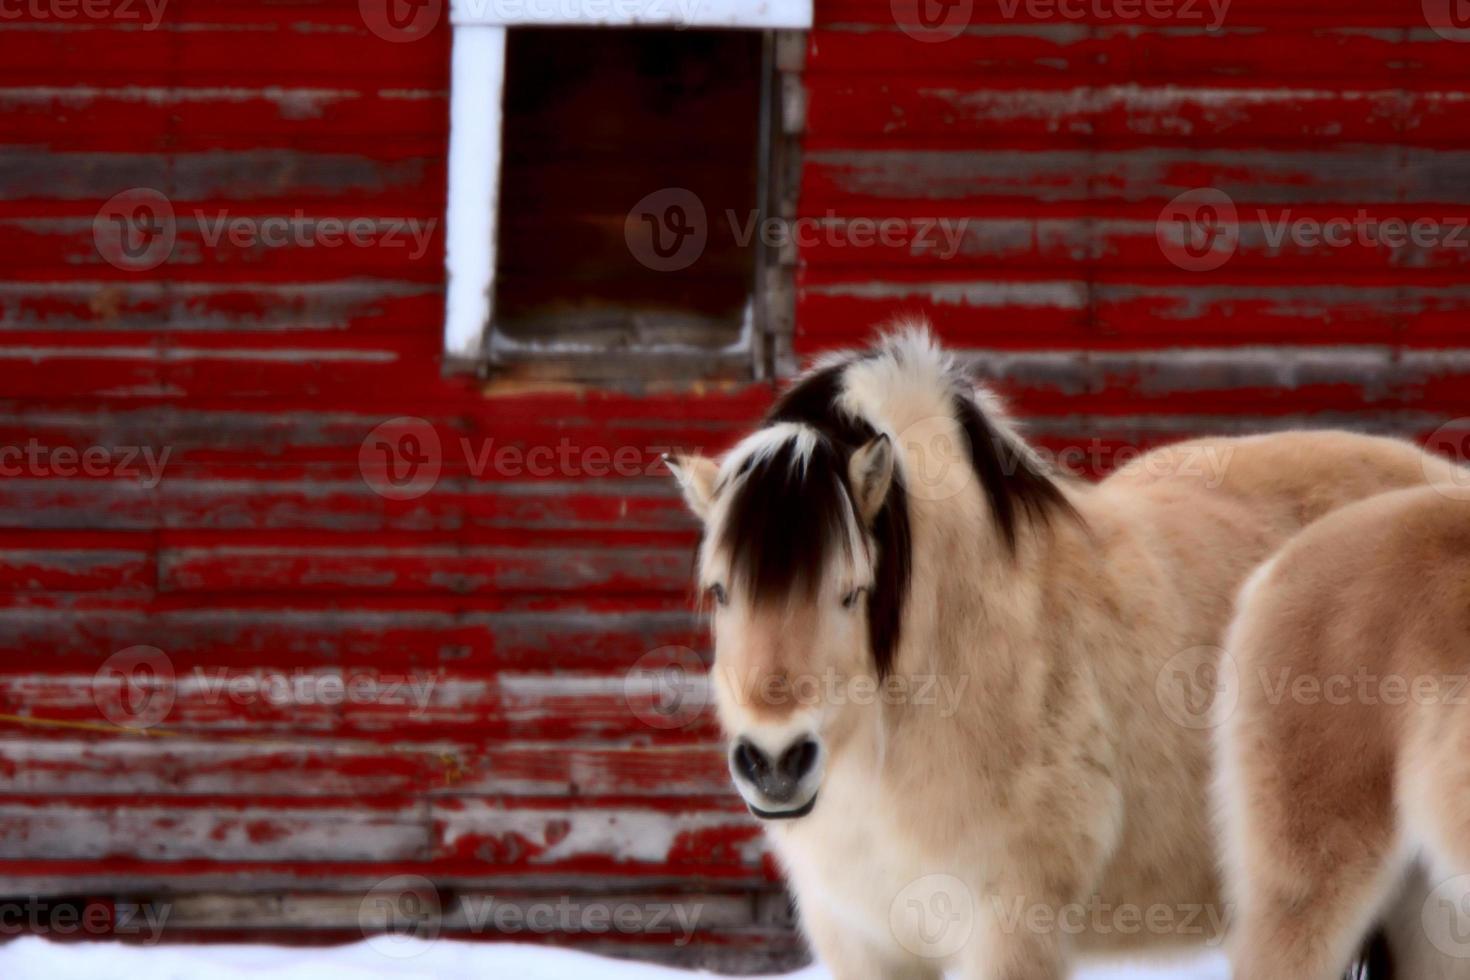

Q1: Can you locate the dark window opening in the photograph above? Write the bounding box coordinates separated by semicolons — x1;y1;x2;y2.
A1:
490;27;782;381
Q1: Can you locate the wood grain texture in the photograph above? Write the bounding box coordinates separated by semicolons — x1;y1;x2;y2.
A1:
1;0;1467;970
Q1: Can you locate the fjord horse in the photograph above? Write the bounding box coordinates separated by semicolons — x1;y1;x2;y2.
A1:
667;326;1461;978
1220;485;1470;980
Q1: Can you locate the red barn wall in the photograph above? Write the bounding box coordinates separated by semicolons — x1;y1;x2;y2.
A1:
1;0;1467;970
797;2;1470;443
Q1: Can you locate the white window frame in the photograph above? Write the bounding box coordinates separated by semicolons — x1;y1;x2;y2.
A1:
441;0;813;366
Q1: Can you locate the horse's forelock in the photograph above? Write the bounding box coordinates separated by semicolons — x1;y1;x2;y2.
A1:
708;355;913;678
716;431;857;607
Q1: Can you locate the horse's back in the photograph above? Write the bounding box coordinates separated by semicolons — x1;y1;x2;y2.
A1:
1084;431;1458;619
1105;429;1463;528
1233;484;1470;683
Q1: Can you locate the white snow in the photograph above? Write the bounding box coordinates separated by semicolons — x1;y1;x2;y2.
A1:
0;937;1230;979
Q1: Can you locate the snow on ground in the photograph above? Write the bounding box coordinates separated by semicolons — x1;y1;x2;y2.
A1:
0;937;1230;979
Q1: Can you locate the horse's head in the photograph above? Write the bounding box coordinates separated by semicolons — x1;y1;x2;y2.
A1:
668;326;1073;821
668;416;901;820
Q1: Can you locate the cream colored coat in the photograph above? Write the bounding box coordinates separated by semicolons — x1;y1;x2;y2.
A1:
672;333;1461;979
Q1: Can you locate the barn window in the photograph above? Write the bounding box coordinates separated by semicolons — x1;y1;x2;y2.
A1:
443;2;812;381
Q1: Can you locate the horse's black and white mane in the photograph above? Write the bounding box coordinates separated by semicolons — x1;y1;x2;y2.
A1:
711;330;1075;677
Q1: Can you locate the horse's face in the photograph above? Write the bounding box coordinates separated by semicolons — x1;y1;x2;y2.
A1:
668;425;898;821
698;537;874;821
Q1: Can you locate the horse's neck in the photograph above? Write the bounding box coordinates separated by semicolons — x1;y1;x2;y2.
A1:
900;490;1055;674
891;480;1135;726
863;487;1113;807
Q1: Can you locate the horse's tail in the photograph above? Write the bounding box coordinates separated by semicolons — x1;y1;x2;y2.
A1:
1349;926;1393;980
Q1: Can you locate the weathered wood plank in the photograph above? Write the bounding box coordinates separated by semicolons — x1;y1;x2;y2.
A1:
0;87;446;153
802;148;1470;207
808;84;1470;148
0;738;732;798
0;282;444;334
0;799;431;862
432;800;764;872
0;543;152;593
825;1;1452;29
0;858;779;895
0;478;693;532
805;28;1470;81
0;150;444;205
0;24;447;90
0;798;763;872
159;545;692;595
0;605;704;670
798;212;1470;276
0;332;445;402
0;669;720;742
0;404;745;469
799;279;1470;350
162;888;762;935
2;216;443;282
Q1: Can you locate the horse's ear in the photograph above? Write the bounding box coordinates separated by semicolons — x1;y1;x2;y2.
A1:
847;434;894;525
664;453;719;522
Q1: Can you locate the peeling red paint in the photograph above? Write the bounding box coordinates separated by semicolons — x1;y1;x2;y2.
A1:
2;0;1468;967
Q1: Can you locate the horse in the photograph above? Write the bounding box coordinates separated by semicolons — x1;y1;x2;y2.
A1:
665;324;1463;978
1218;484;1470;980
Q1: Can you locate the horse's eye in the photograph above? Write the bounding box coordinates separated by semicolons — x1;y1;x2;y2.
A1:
707;583;728;607
841;587;865;610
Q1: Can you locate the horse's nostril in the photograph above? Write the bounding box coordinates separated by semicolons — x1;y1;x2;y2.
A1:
779;738;819;782
732;739;769;784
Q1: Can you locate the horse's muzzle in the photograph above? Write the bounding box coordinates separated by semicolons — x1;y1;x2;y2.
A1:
729;735;822;820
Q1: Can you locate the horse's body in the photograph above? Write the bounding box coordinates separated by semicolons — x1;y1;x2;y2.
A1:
1220;485;1470;980
669;328;1462;978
